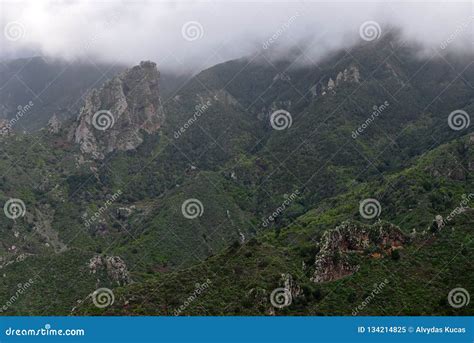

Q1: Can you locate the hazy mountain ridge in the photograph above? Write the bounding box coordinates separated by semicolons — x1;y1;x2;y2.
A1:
0;34;472;315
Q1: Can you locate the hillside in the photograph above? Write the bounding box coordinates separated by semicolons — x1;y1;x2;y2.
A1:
0;32;472;315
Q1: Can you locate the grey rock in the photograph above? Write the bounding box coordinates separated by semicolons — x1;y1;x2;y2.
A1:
72;61;164;159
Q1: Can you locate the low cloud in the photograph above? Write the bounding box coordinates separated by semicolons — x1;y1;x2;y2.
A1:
1;0;472;72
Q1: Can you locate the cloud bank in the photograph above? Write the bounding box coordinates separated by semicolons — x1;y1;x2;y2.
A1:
1;0;473;72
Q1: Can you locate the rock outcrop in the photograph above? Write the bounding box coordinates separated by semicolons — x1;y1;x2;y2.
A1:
47;114;61;133
88;255;131;285
309;65;361;98
311;221;406;283
71;61;164;159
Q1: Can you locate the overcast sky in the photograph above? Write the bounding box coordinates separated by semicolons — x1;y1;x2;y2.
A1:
1;0;473;72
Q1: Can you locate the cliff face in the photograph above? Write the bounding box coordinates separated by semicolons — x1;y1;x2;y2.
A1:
311;221;406;283
72;61;164;159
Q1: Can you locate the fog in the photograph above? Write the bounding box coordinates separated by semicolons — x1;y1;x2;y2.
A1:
1;0;472;73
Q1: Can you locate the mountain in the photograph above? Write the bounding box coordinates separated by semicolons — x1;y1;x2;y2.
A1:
0;32;472;315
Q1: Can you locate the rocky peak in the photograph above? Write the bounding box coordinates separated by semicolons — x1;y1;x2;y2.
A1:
71;61;164;159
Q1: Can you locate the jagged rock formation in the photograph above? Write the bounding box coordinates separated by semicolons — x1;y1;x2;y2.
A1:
71;61;164;159
88;255;131;285
47;114;61;133
309;65;361;97
311;221;406;283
